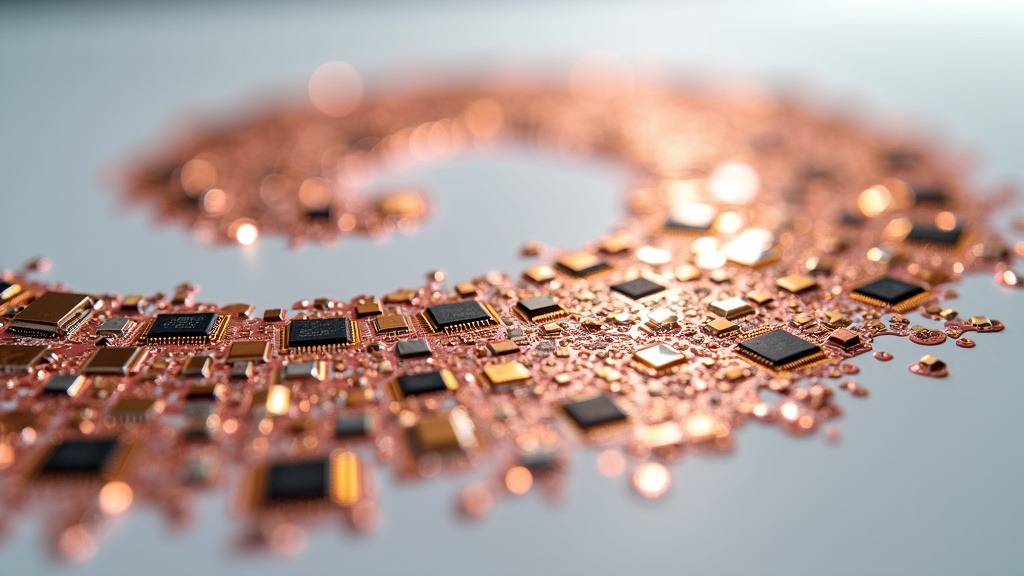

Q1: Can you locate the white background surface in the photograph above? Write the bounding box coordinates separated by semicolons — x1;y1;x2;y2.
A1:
1;1;1023;574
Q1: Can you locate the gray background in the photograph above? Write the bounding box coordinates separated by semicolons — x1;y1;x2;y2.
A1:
1;1;1023;574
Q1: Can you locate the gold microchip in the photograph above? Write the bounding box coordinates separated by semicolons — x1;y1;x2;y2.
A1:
599;232;633;254
745;290;774;305
633;344;687;370
483;361;531;385
821;310;851;328
706;318;739;337
524;265;556;283
110;398;162;420
355;301;383;318
487;340;520;356
542;322;562;334
251;385;291;415
969;316;992;329
180;355;213;378
226;340;272;363
221;303;255;317
777;274;818;293
262;308;286;322
0;344;51;373
374;314;410;335
120;294;145;313
555;252;610;277
792;314;813;326
81;346;145;376
455;282;477;297
410;409;476;454
9;291;94;337
383;289;416;304
709;297;754;320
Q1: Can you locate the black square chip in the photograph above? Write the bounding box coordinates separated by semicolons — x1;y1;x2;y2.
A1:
147;312;218;342
423;301;495;332
396;338;431;358
40;439;120;475
562;394;628;429
335;414;373;437
396;369;455;397
265;460;329;502
515;296;565;322
907;222;963;245
852;276;926;307
611;278;666;300
287;317;354;349
738;330;823;369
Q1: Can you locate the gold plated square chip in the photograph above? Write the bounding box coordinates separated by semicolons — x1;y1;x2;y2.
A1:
777;274;818;294
81;346;145;376
227;340;272;363
709;297;754;320
487;340;520;356
483;361;532;385
633;344;687;370
706;318;739;337
374;314;410;334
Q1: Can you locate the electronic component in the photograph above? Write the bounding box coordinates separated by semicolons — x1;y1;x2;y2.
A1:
610;277;666;300
562;394;628;430
705;318;739;337
487;340;519;356
8;291;94;337
226;340;271;363
250;385;291;415
355;301;383;318
851;276;928;310
776;274;817;294
523;265;556;283
110;398;161;420
396;338;431;358
827;328;861;350
374;314;410;335
745;290;774;305
281;360;326;381
645;309;678;331
145;312;223;344
409;409;477;454
248;452;361;508
555;252;611;277
96;317;135;338
263;308;286;322
665;203;716;232
391;369;458;398
737;330;826;371
421;300;498;332
907;221;963;245
37;438;123;477
514;296;567;322
455;282;477;297
285;317;357;349
482;361;532;387
81;346;145;375
0;281;22;302
0;344;50;373
42;374;86;396
335;414;374;438
180;355;212;378
709;297;754;320
633;344;687;370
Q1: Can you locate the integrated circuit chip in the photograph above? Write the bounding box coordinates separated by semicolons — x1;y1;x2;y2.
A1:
38;439;122;477
562;394;629;430
421;300;497;332
907;221;964;245
8;291;94;337
145;312;222;344
851;276;928;310
0;344;51;373
264;460;329;502
514;296;566;322
737;330;826;371
396;339;431;358
374;314;410;335
226;340;271;363
482;361;532;386
610;277;666;300
42;374;86;396
286;317;357;349
555;252;611;278
409;409;477;454
391;369;458;398
81;346;145;376
96;317;135;338
335;414;374;438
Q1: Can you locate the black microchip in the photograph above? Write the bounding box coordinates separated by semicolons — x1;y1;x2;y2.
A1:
562;394;628;429
265;460;329;502
397;370;452;396
611;278;666;300
335;414;373;437
912;186;948;204
287;317;354;348
40;439;120;475
738;330;822;368
852;276;926;307
396;338;431;358
423;300;494;331
907;222;963;245
147;312;218;340
515;296;563;321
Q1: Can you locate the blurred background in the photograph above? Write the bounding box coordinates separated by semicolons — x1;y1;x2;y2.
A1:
1;1;1023;574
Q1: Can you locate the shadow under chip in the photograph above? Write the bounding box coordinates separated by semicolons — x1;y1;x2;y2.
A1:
562;394;628;429
852;276;926;307
423;301;495;332
287;317;354;348
265;460;329;503
147;312;218;341
40;439;120;476
737;330;824;370
611;278;665;300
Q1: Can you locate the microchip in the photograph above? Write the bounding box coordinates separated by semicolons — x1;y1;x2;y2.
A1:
633;344;687;370
392;369;458;398
514;296;567;322
8;291;94;337
705;318;739;337
827;328;861;350
487;340;520;356
335;414;374;438
562;394;628;430
409;409;477;454
146;312;221;343
422;300;497;332
610;278;666;300
709;297;754;320
555;252;611;278
396;339;431;358
912;185;948;204
906;222;963;245
851;276;927;310
39;439;121;477
226;340;271;363
180;355;212;378
96;317;135;338
282;360;325;381
374;314;410;335
737;330;825;371
354;301;383;318
264;460;330;503
81;346;145;375
286;317;356;349
42;374;86;396
776;274;818;294
0;344;50;373
482;361;532;386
